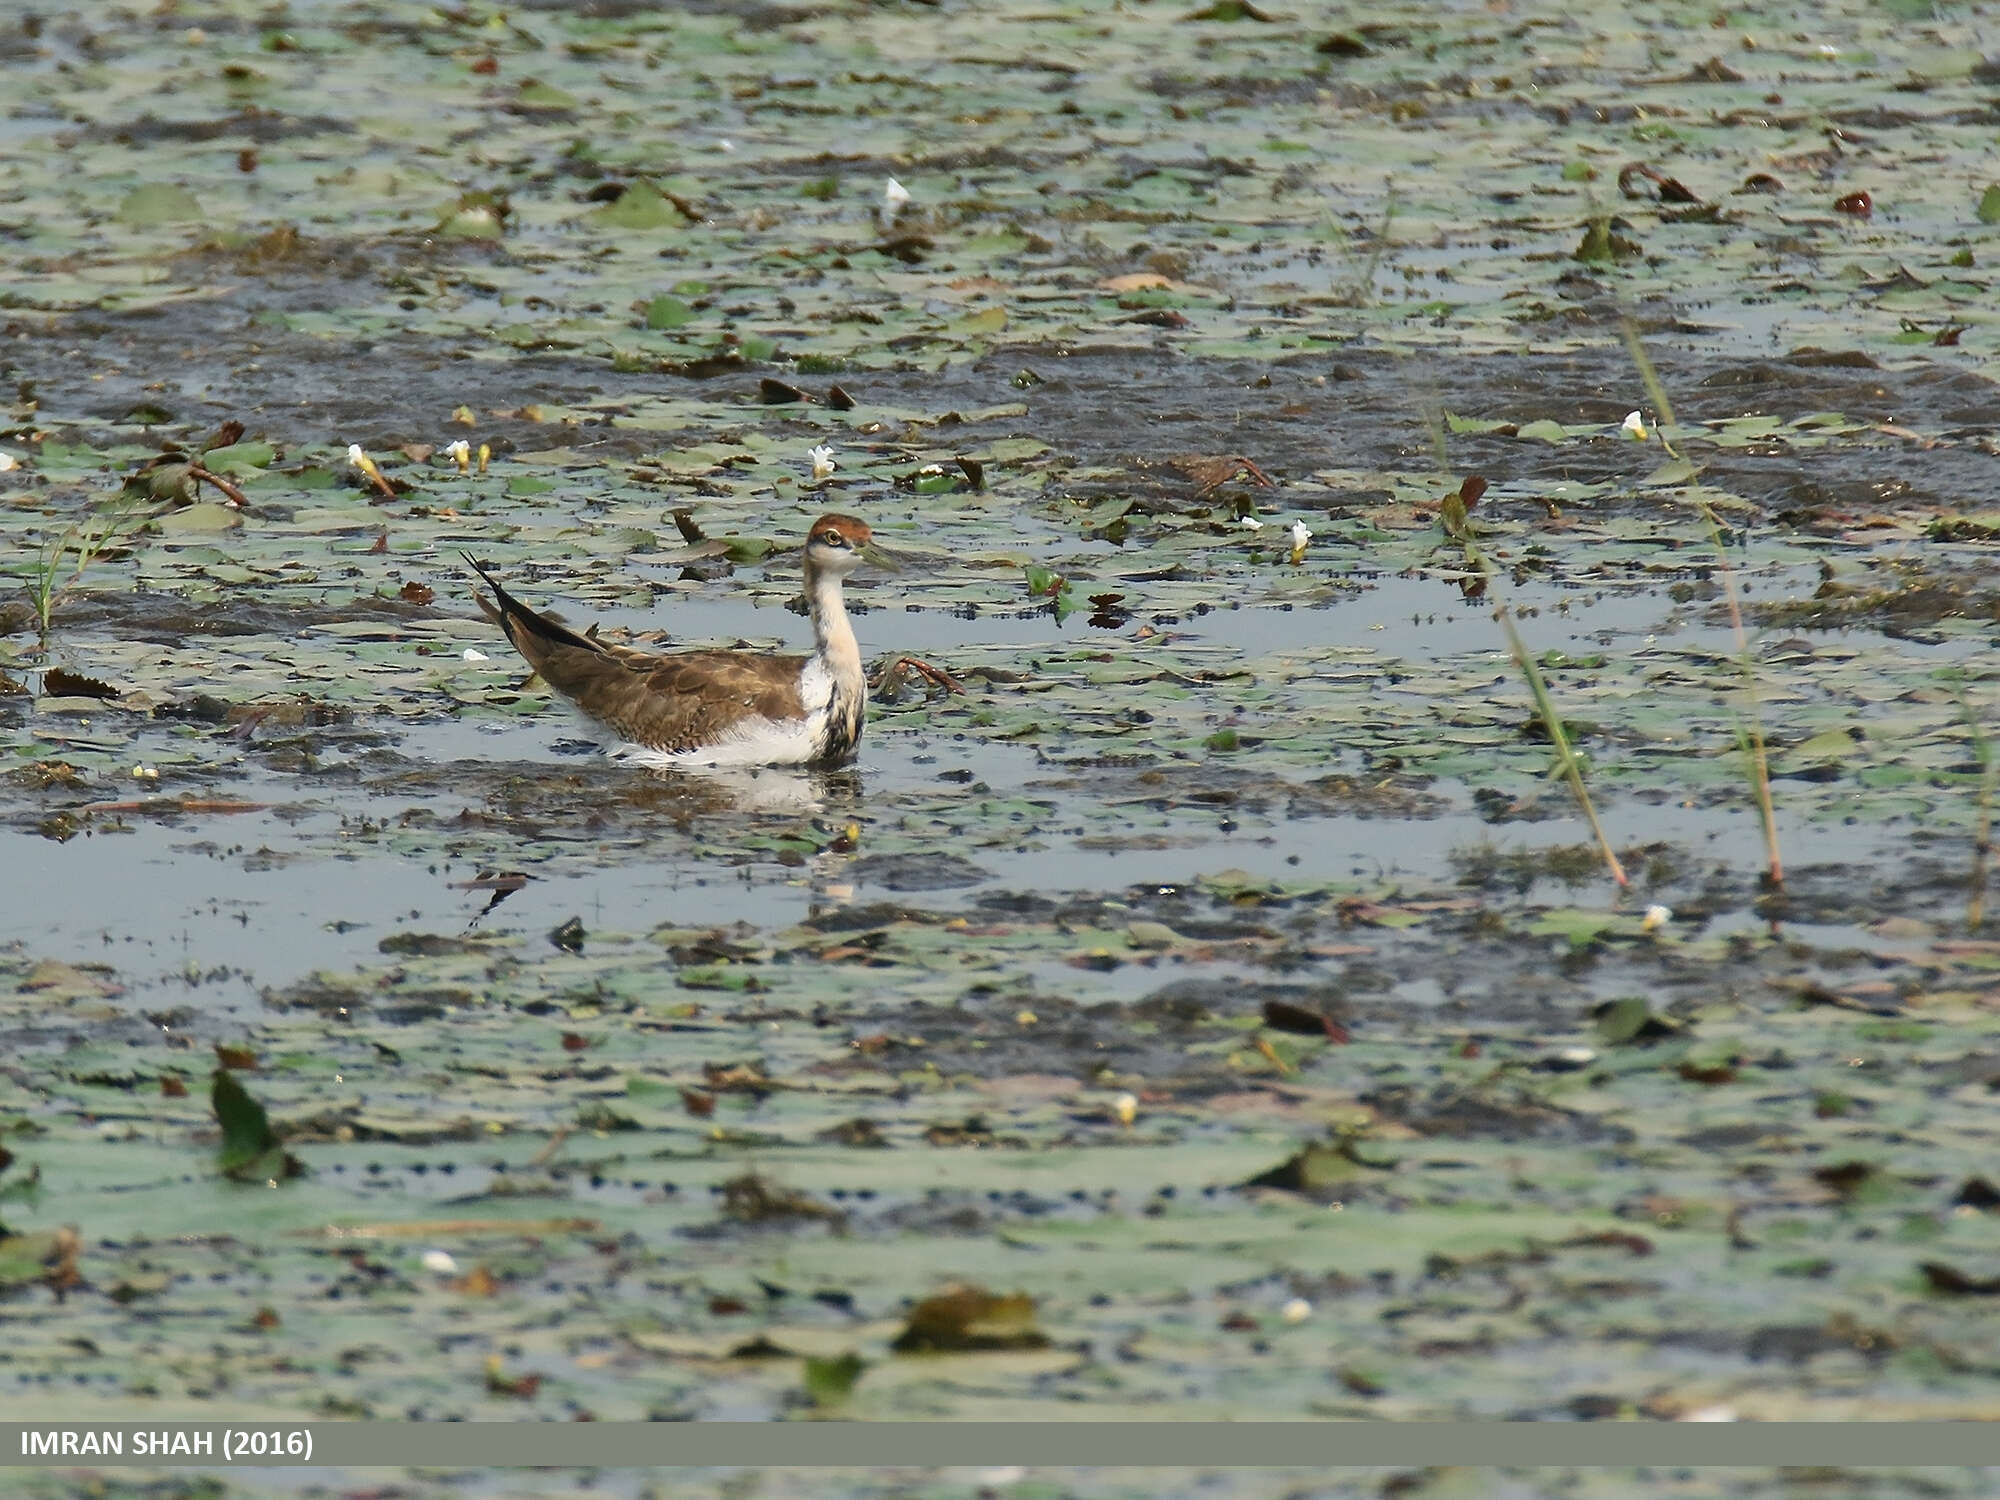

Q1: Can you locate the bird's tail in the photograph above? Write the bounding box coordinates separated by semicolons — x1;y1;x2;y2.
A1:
459;552;603;662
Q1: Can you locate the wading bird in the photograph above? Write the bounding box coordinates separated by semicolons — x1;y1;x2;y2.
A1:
463;513;888;769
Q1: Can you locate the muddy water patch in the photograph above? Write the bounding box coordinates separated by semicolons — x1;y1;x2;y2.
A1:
3;571;1990;1015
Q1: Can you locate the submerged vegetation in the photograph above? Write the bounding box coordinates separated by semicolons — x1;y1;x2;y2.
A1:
1;0;2000;1476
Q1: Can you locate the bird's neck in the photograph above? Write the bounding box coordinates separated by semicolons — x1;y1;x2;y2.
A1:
805;563;862;689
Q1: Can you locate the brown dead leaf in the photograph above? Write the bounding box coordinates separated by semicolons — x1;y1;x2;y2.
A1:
720;1172;844;1226
1559;1230;1655;1257
891;1284;1049;1352
703;1061;772;1094
18;959;122;998
484;1355;541;1398
42;669;119;701
1920;1261;2000;1295
1261;999;1351;1043
0;1226;81;1295
1362;503;1440;532
1170;453;1275;496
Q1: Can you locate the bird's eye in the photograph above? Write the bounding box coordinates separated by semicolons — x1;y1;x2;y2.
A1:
817;530;845;547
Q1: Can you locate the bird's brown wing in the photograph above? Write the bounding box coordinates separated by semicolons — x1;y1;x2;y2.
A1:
463;556;806;751
576;648;809;752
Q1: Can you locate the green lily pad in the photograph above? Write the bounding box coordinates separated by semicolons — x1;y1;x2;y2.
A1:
116;183;202;226
591;180;688;232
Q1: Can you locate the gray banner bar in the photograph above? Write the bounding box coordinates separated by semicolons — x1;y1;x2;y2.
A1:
2;1423;1998;1468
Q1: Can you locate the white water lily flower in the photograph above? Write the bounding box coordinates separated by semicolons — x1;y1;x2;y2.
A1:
1280;1297;1313;1324
1113;1092;1137;1126
1642;904;1672;933
883;176;910;212
446;439;471;472
1288;519;1312;563
421;1249;459;1275
1621;410;1649;441
0;451;19;472
346;442;389;489
810;444;837;482
1239;515;1264;530
463;647;490;662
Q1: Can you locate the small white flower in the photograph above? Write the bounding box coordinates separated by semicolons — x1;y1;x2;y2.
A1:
1288;520;1312;562
1683;1404;1739;1422
883;176;910;211
1642;904;1673;933
132;764;158;780
1239;515;1264;530
446;439;471;472
421;1249;459;1275
717;139;735;153
0;451;19;472
463;647;490;662
810;444;837;482
1556;1046;1597;1067
1280;1297;1312;1324
347;442;390;490
1113;1092;1137;1126
1621;410;1649;441
1817;43;1838;59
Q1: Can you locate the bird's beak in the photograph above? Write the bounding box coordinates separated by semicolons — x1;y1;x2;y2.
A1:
859;541;903;573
